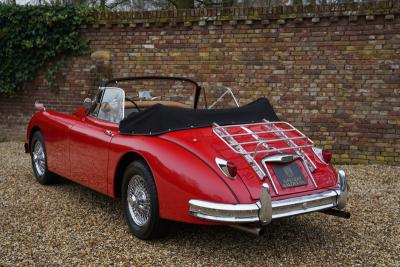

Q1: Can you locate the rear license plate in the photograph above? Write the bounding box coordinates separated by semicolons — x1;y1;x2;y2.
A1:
272;162;308;188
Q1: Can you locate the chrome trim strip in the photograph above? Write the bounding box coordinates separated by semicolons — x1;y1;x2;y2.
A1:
262;153;301;163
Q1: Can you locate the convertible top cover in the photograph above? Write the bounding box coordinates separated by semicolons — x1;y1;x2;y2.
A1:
119;97;279;135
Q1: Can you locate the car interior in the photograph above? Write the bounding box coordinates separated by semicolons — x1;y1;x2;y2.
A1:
91;87;193;123
90;77;241;125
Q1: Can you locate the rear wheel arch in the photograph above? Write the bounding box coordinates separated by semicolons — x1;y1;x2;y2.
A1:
29;126;41;148
114;151;148;198
30;130;57;184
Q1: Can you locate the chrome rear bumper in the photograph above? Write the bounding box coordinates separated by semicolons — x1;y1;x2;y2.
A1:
189;170;348;224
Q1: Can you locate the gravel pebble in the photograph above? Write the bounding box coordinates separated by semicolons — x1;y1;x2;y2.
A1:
0;141;399;266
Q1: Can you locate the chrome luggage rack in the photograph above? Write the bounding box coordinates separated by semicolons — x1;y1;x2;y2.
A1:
213;119;318;194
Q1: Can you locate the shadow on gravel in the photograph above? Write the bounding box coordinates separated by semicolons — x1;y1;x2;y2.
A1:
166;217;334;243
46;174;335;256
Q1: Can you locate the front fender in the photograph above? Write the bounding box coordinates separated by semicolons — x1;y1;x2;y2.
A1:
108;134;245;224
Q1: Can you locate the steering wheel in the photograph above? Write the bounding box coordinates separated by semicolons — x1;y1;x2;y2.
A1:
125;96;141;112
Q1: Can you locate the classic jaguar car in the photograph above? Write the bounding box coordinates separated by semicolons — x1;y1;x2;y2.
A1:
26;76;350;239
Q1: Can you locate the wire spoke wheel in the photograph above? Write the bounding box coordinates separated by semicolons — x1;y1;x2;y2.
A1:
122;161;166;239
32;141;46;176
127;174;151;226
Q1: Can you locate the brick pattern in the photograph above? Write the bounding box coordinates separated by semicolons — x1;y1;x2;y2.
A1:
0;2;399;164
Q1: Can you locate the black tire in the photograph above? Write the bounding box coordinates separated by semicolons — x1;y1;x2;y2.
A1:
122;160;167;240
30;131;57;185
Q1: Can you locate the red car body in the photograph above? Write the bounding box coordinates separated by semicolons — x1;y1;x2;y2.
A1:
26;76;349;236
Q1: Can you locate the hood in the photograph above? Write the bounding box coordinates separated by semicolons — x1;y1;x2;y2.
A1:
160;126;338;200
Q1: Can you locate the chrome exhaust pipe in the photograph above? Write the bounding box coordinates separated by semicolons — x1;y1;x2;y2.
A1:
230;225;265;236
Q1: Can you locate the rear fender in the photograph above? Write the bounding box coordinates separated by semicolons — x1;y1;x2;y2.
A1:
108;135;242;224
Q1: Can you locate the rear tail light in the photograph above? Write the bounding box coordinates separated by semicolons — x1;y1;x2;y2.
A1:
226;161;237;178
312;147;332;164
322;150;332;164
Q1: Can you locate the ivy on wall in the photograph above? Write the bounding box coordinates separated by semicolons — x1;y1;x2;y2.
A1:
0;5;93;95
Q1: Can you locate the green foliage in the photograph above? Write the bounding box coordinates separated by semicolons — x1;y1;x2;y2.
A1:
45;58;65;91
0;5;93;94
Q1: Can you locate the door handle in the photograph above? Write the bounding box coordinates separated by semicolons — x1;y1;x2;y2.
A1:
104;130;114;137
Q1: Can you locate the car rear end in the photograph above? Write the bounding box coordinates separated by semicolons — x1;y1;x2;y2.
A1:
187;120;349;234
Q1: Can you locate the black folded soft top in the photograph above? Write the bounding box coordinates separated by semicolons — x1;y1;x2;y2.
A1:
119;97;279;135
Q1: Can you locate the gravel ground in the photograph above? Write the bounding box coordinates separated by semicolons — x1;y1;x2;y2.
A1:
0;141;399;266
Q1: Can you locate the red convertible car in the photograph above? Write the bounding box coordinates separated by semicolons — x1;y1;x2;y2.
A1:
26;76;349;239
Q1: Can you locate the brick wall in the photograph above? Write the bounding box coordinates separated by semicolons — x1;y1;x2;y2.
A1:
1;1;399;164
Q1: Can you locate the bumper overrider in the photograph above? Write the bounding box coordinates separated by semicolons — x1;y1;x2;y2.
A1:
189;170;348;224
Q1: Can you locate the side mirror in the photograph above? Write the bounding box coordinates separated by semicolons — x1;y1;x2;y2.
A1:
34;101;45;112
83;98;92;110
